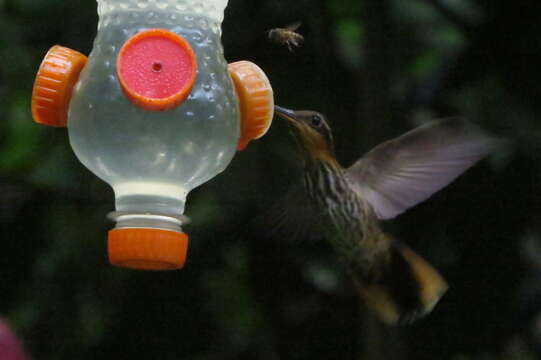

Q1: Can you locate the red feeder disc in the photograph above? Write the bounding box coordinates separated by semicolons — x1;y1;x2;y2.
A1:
117;29;197;111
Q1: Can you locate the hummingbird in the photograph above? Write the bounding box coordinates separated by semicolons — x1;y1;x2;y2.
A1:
274;106;495;324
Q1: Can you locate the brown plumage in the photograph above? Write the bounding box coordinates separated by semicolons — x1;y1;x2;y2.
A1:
275;106;495;324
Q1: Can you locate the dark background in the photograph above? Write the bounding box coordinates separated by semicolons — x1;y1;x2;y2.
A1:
0;0;540;359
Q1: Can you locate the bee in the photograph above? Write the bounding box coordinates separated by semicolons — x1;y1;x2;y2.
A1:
268;22;304;52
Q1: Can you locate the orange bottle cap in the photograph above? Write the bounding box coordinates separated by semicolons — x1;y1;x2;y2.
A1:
108;228;188;270
228;61;274;151
31;45;87;127
117;29;197;111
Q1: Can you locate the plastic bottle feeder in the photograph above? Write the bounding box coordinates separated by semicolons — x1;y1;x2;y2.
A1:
31;0;274;270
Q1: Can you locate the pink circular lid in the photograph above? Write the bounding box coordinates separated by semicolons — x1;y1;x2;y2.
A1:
117;29;197;111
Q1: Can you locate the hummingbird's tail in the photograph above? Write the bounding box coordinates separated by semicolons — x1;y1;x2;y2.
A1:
353;240;448;325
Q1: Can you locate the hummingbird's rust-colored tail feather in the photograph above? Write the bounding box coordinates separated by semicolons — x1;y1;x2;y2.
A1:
353;241;448;325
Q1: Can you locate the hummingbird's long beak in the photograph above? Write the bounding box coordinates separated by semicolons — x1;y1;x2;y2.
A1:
274;106;298;123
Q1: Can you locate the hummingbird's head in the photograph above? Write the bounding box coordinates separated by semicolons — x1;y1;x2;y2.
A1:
274;106;335;163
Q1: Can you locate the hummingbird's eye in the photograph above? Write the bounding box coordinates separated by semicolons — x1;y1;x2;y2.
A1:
311;115;323;128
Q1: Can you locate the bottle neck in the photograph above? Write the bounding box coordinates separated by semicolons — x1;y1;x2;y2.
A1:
113;182;188;216
108;211;190;232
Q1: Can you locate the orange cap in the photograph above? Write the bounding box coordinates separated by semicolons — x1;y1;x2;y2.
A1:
228;61;274;151
117;29;197;111
31;45;88;127
108;228;188;270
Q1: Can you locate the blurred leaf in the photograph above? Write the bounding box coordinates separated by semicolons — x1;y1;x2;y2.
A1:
0;98;40;172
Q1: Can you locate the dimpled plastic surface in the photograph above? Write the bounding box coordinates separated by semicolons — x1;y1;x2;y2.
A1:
98;0;228;23
68;0;238;216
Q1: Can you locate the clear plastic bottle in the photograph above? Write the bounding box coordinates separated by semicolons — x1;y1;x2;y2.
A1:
31;0;274;270
69;0;238;227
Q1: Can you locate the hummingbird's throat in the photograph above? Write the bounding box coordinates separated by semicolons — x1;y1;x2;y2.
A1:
297;135;335;165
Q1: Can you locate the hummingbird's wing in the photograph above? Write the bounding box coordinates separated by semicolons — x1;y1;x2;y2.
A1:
346;118;496;220
266;182;324;242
